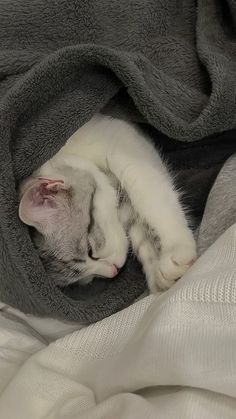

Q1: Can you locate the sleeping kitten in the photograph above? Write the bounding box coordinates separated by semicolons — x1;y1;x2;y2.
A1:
19;114;196;293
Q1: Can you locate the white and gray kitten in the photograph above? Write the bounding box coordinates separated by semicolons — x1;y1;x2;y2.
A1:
19;114;196;293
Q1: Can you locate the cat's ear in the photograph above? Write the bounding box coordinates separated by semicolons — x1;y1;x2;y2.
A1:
19;178;70;233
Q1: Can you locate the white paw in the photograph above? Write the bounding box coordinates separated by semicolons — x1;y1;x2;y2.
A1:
92;224;129;269
156;238;197;290
145;234;197;293
145;260;175;294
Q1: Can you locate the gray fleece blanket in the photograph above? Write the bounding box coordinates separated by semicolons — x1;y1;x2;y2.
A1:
0;0;236;323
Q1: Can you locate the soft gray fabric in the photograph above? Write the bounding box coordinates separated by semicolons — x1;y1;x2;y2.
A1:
0;0;236;322
197;154;236;255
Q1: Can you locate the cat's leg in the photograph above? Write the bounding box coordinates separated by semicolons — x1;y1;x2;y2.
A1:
90;182;129;269
128;223;171;293
107;131;196;290
120;202;177;292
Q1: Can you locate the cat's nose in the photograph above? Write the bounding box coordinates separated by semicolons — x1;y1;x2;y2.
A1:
111;264;119;277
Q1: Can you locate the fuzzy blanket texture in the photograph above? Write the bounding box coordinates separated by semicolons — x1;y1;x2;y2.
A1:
0;0;236;322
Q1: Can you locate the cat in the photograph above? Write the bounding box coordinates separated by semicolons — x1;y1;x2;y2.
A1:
19;114;196;293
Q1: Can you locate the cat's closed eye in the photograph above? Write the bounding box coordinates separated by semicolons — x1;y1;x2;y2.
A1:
71;258;86;263
88;245;99;260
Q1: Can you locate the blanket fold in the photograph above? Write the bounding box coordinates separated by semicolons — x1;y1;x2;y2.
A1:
0;0;236;322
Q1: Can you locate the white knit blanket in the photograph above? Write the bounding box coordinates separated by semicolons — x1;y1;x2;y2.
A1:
0;225;236;418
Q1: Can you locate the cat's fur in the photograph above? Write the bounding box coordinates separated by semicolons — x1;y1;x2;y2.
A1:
19;114;196;293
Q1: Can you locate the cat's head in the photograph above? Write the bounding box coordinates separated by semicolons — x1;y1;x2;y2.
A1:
19;169;127;286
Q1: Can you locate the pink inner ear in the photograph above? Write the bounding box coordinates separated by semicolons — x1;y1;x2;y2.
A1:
38;178;65;191
19;178;66;229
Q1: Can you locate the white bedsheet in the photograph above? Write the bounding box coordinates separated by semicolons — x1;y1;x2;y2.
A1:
0;225;236;418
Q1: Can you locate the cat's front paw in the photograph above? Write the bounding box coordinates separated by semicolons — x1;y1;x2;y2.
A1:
91;224;129;270
146;233;196;293
156;236;197;291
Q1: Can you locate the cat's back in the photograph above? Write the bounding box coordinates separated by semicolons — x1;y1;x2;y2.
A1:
57;113;142;168
58;114;120;168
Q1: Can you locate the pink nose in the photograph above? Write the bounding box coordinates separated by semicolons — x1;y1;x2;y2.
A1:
111;265;119;277
188;258;197;267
